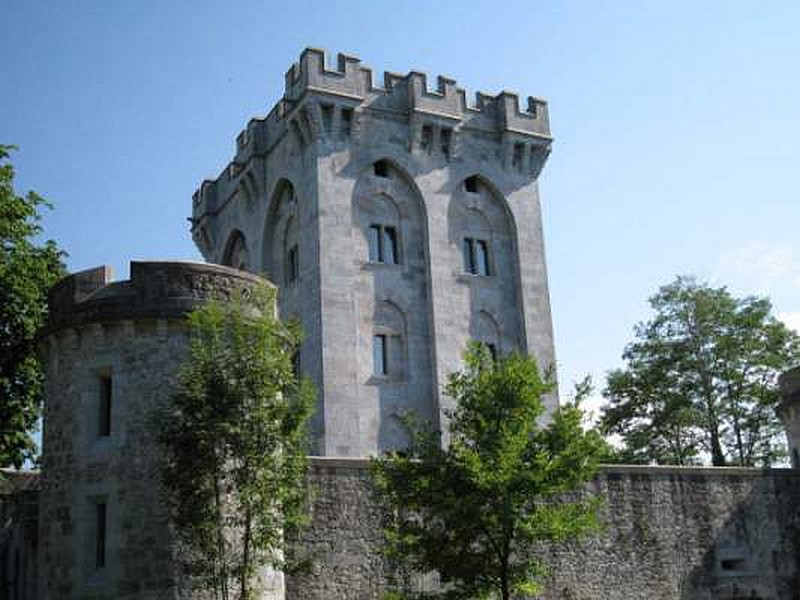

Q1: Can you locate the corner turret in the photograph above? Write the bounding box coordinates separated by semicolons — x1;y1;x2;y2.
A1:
778;366;800;467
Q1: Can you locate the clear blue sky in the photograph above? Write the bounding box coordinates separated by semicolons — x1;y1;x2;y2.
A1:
4;1;800;411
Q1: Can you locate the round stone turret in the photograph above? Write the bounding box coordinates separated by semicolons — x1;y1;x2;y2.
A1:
38;261;266;600
778;366;800;468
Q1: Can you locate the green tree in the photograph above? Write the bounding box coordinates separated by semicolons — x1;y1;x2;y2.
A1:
0;144;65;468
372;344;606;600
601;276;800;467
159;286;314;600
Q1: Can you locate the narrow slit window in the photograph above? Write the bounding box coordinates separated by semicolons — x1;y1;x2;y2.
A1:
340;107;353;137
462;238;475;273
373;334;388;375
486;342;498;362
441;127;452;158
368;225;381;262
321;104;334;135
96;502;107;569
98;375;112;437
383;226;397;264
513;143;525;170
421;125;433;153
476;240;490;275
286;244;299;284
720;558;746;572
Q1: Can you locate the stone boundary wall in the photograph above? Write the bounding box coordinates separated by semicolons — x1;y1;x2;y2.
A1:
289;459;800;600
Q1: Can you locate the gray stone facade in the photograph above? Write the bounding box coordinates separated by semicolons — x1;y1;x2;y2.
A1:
779;366;800;468
191;48;556;456
0;470;39;600
19;49;800;600
290;460;800;600
37;261;265;600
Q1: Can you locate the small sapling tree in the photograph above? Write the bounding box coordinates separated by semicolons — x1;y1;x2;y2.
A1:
372;344;606;600
160;285;314;600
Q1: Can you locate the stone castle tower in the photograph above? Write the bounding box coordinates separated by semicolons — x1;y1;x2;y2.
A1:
191;48;556;456
19;48;800;600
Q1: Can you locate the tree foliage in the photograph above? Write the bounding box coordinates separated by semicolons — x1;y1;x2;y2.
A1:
601;276;800;467
0;144;65;468
372;344;606;600
159;286;314;600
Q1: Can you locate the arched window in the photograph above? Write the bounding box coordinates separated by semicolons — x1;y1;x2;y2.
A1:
222;230;249;271
262;179;297;284
471;310;501;360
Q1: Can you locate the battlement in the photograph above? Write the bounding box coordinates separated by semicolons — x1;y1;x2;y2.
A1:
45;261;268;333
192;48;553;224
284;48;550;137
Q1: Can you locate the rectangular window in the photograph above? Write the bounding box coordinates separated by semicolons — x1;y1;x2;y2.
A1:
340;107;353;137
96;502;107;569
512;143;525;170
98;375;112;437
287;245;299;283
373;334;388;375
476;240;490;276
368;225;398;264
441;127;452;158
463;238;474;273
321;104;334;135
486;343;498;362
463;238;490;276
421;124;433;153
368;225;381;262
383;226;397;264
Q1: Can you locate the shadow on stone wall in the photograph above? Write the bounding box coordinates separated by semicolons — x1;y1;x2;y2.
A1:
679;471;800;600
542;466;800;600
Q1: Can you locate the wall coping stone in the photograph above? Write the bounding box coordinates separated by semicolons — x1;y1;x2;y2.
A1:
307;456;800;479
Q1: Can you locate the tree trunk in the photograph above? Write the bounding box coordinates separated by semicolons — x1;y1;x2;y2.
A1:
241;506;252;600
214;472;229;600
709;426;726;466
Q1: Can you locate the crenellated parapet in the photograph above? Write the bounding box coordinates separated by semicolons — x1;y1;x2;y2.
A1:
191;48;552;229
283;48;549;138
44;261;269;334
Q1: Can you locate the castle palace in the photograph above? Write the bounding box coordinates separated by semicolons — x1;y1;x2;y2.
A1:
1;49;799;600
